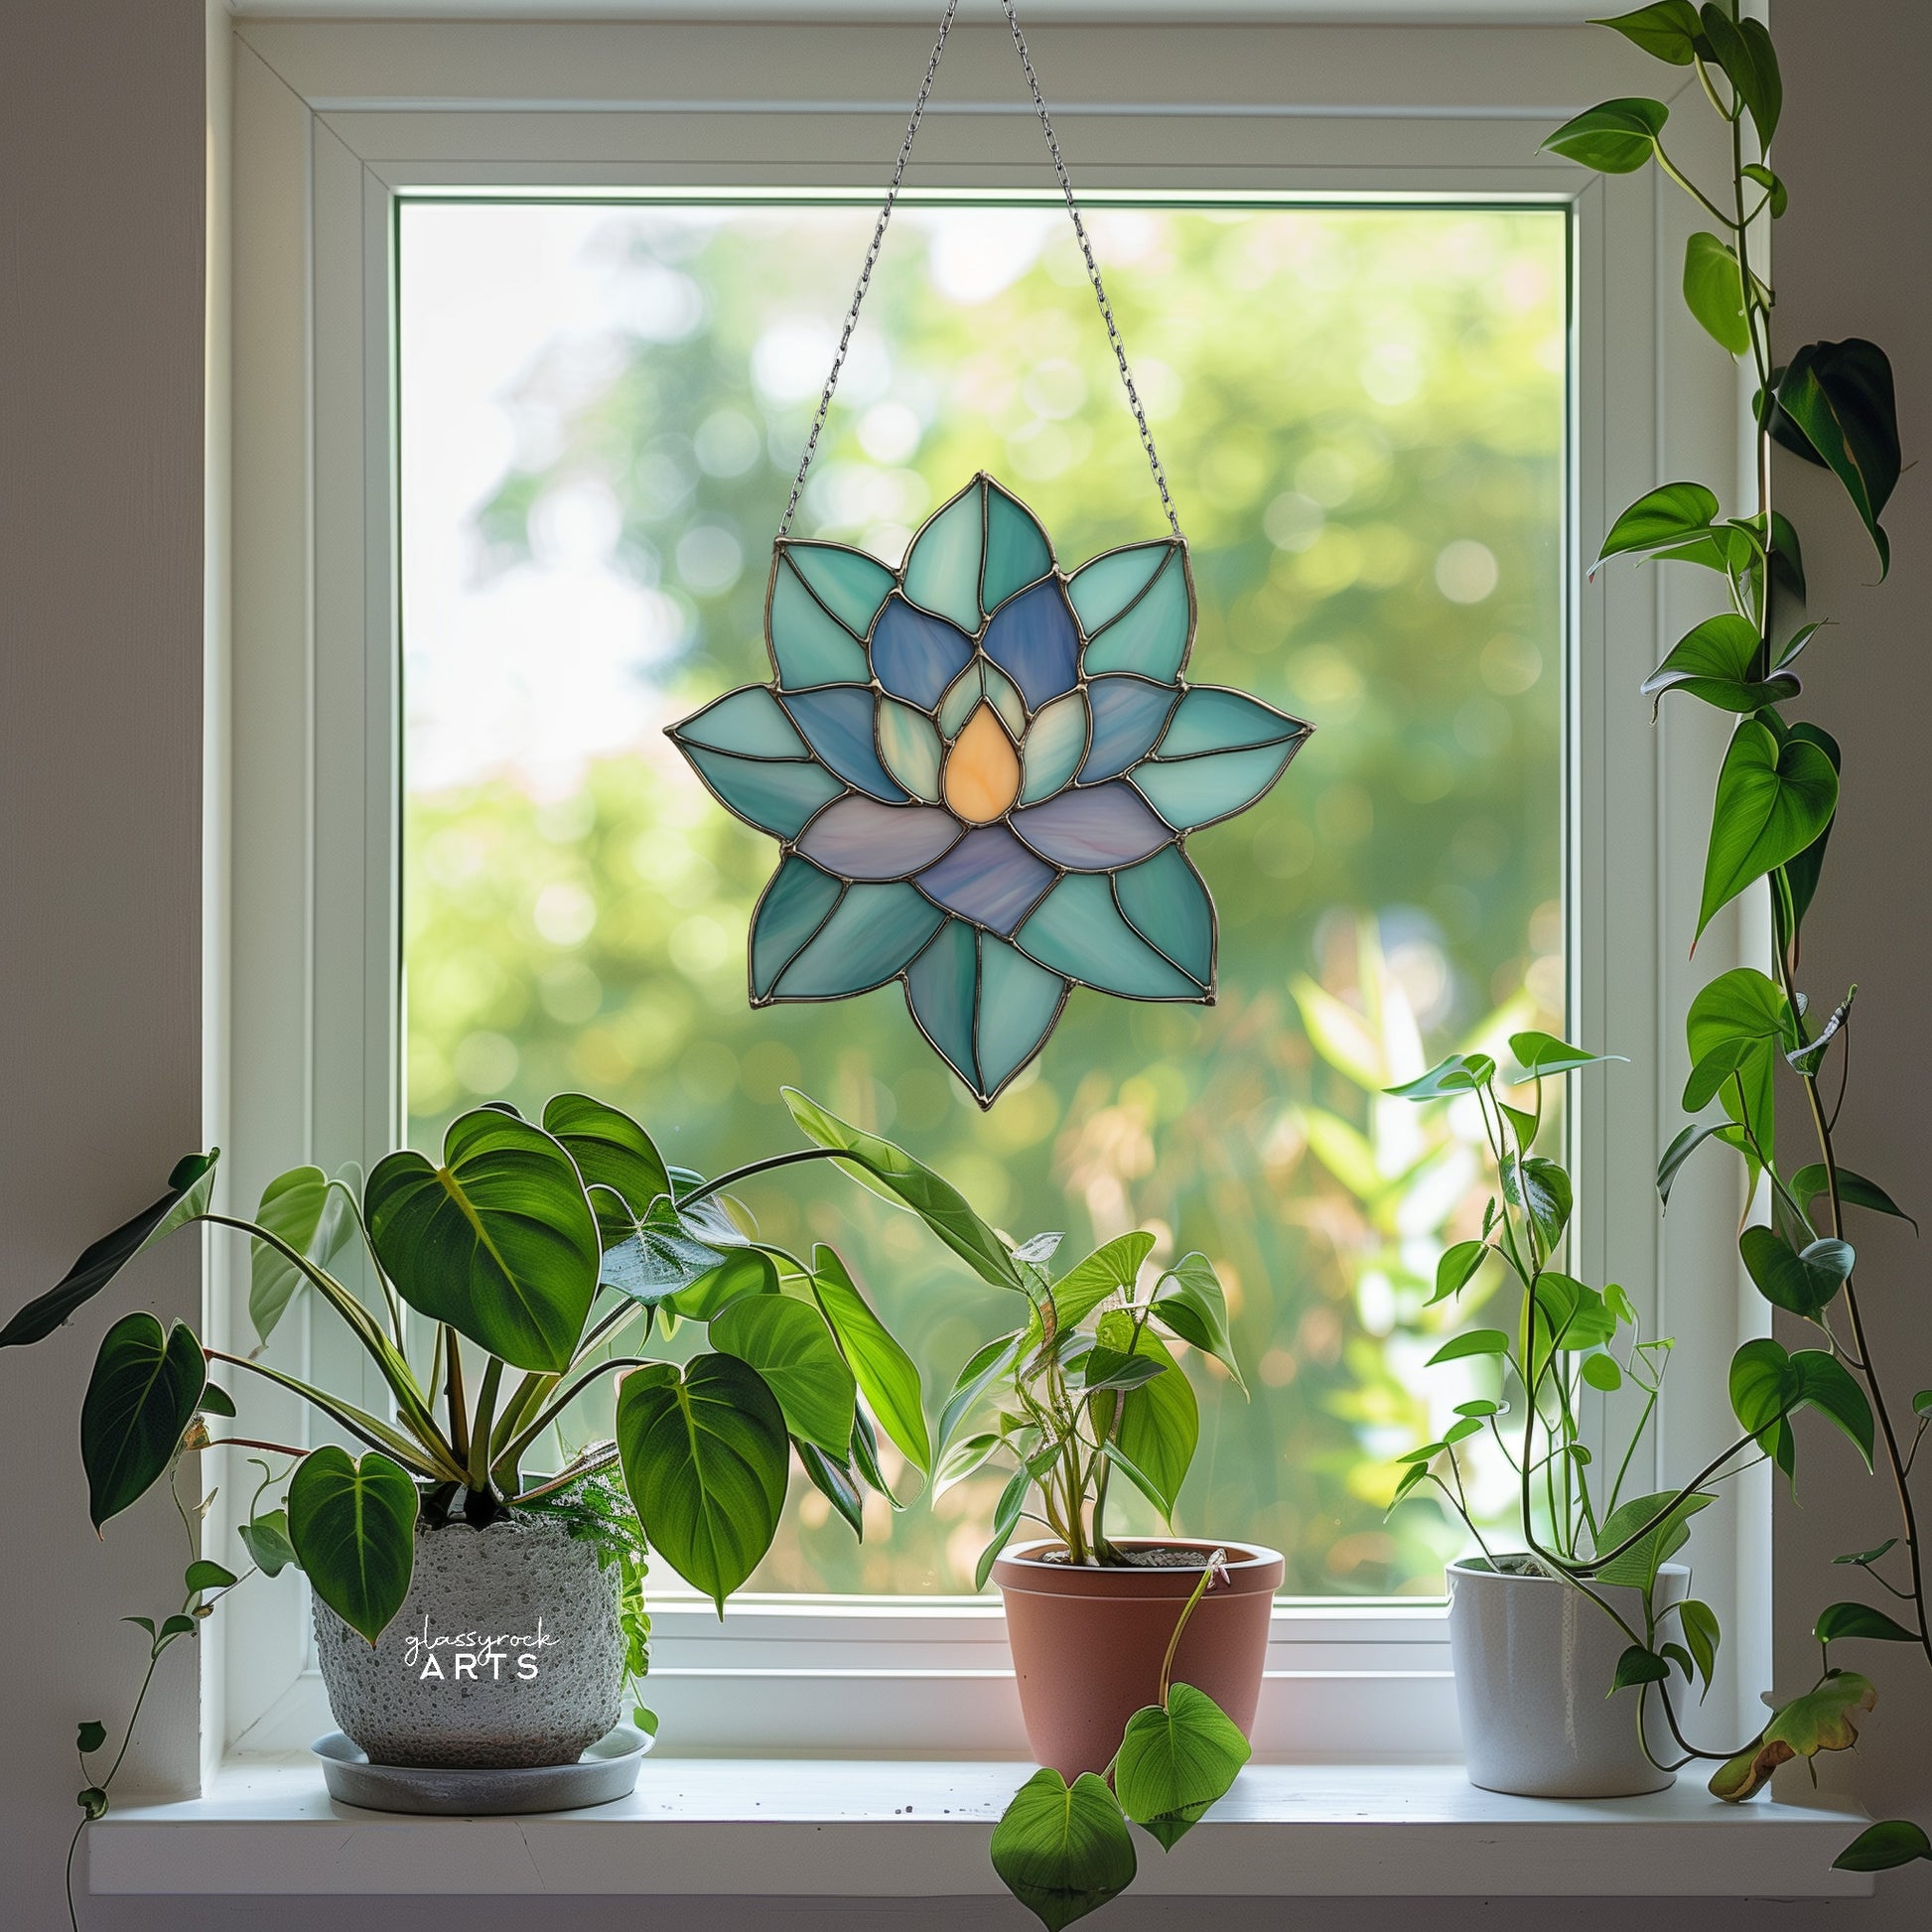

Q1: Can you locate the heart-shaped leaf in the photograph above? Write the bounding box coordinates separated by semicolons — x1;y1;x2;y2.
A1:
990;1769;1137;1931
1428;1328;1510;1366
249;1164;358;1345
1697;5;1781;146
1612;1644;1671;1691
1385;1052;1494;1100
1114;1682;1252;1850
710;1293;856;1458
1814;1600;1923;1647
1773;340;1899;577
1593;1488;1715;1589
238;1508;297;1579
1739;1225;1853;1319
80;1313;207;1529
1508;1031;1624;1079
540;1094;670;1249
1790;1163;1917;1233
668;1246;778;1321
1150;1252;1246;1395
1429;1240;1492;1306
810;1245;930;1476
1834;1820;1932;1871
1541;95;1670;174
1592;480;1719;572
616;1354;788;1611
365;1109;600;1373
1682;232;1751;355
1698;720;1839;946
1710;1671;1874;1801
1589;3;1703;64
1642;614;1800;718
1102;1317;1197;1518
1051;1233;1156;1331
286;1446;418;1644
1678;1597;1721;1698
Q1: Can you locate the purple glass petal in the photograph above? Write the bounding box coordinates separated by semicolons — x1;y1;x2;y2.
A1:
779;686;907;802
914;825;1056;936
796;795;964;881
982;578;1079;710
1079;675;1177;781
1011;782;1173;871
870;594;974;710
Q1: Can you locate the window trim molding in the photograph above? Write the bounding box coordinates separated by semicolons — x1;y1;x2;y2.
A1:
217;10;1762;1762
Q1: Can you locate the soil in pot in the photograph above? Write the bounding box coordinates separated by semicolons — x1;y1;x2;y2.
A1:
314;1510;624;1769
994;1537;1284;1778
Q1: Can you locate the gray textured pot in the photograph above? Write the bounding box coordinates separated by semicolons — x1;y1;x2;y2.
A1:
1447;1556;1689;1798
314;1511;623;1769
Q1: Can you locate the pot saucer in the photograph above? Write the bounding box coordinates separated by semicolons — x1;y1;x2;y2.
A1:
312;1723;652;1815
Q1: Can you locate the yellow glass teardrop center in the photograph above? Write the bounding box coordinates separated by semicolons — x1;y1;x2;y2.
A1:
942;701;1023;824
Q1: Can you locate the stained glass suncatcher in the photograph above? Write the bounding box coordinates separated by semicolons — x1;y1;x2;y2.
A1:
669;475;1311;1105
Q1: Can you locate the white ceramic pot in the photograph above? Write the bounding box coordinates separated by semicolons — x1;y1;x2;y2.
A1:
1447;1556;1689;1798
314;1511;624;1769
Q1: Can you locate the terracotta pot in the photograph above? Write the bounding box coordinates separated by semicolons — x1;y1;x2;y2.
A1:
994;1537;1283;1777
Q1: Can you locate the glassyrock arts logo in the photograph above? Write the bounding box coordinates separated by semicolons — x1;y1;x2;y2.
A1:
399;1617;562;1684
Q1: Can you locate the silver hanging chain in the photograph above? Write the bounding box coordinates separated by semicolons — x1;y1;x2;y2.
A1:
778;0;1182;542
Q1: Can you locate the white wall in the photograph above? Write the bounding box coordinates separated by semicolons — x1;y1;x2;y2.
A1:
0;1;1926;1925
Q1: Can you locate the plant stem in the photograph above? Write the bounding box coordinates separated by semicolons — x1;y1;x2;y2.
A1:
444;1327;470;1467
1157;1553;1226;1707
676;1145;852;1209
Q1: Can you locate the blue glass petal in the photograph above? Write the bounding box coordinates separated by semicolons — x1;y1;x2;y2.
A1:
1011;782;1173;871
750;857;843;1000
796;796;963;880
870;595;973;710
1081;548;1191;682
684;749;844;839
1158;685;1308;759
674;685;807;760
983;578;1079;709
780;686;908;802
782;541;897;639
769;558;870;689
1079;676;1177;782
977;939;1067;1099
1016;875;1203;1002
982;482;1054;613
901;481;984;633
1134;740;1306;830
905;919;980;1094
1113;846;1213;988
1067;540;1173;636
914;825;1055;937
768;884;945;999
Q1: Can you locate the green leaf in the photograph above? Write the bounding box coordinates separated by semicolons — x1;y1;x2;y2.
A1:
76;1721;107;1755
781;1088;1029;1298
1385;1052;1494;1100
616;1354;788;1611
1582;1352;1623;1393
1834;1820;1932;1871
1107;1318;1198;1519
1698;720;1839;947
598;1210;732;1310
1695;6;1780;145
977;1464;1034;1588
285;1446;417;1645
80;1313;207;1530
793;1436;865;1538
1797;1351;1874;1465
185;1559;238;1593
1429;1240;1491;1307
249;1165;358;1346
541;1093;671;1249
1075;1344;1167;1395
78;1787;109;1821
1835;1538;1898;1569
1427;1328;1510;1366
1592;481;1719;571
1541;95;1670;174
1612;1644;1670;1691
1734;15;1783;146
1514;1157;1574;1255
1814;1600;1923;1647
1642;614;1800;717
668;1246;778;1322
1114;1682;1253;1850
365;1108;601;1374
1743;161;1788;218
1739;1225;1853;1319
1052;1232;1156;1330
1499;1101;1538;1153
1593;1488;1715;1589
710;1293;856;1458
1;1152;217;1349
1686;967;1793;1166
937;1332;1021;1458
991;1769;1138;1931
158;1614;196;1640
1679;1597;1721;1698
1790;1164;1917;1233
238;1508;297;1579
809;1244;930;1476
934;1431;1003;1496
1729;1339;1873;1473
1916;1391;1932;1419
1507;1032;1623;1079
1657;1119;1746;1207
1588;3;1702;64
1682;232;1751;355
198;1383;236;1419
1710;1671;1874;1801
1100;1437;1177;1523
1530;1275;1616;1364
1149;1252;1246;1395
1774;340;1900;577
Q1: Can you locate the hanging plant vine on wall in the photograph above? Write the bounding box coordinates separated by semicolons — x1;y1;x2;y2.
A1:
666;0;1312;1108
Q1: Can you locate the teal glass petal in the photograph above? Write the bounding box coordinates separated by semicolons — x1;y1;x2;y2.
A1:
1016;874;1204;1002
769;557;871;689
977;939;1067;1099
980;659;1029;739
1158;684;1307;759
981;481;1054;613
781;541;897;640
901;480;984;633
1067;540;1174;635
673;684;807;760
1020;690;1089;803
769;884;945;999
1081;548;1192;681
686;749;844;839
750;857;843;1000
937;663;983;741
1113;846;1213;988
797;796;963;881
878;697;943;801
780;685;908;802
905;919;980;1093
1079;675;1176;782
1134;741;1302;829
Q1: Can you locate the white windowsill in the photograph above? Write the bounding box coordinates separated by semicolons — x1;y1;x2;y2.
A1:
91;1756;1870;1898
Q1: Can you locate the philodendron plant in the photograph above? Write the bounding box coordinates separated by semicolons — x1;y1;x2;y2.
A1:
1541;1;1927;1874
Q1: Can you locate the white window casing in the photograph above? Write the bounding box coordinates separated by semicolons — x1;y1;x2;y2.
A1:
214;11;1761;1764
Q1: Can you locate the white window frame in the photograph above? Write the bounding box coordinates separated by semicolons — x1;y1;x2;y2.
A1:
212;8;1766;1764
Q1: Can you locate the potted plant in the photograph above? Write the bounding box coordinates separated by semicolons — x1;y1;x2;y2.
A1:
4;1091;932;1800
782;1090;1272;1927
